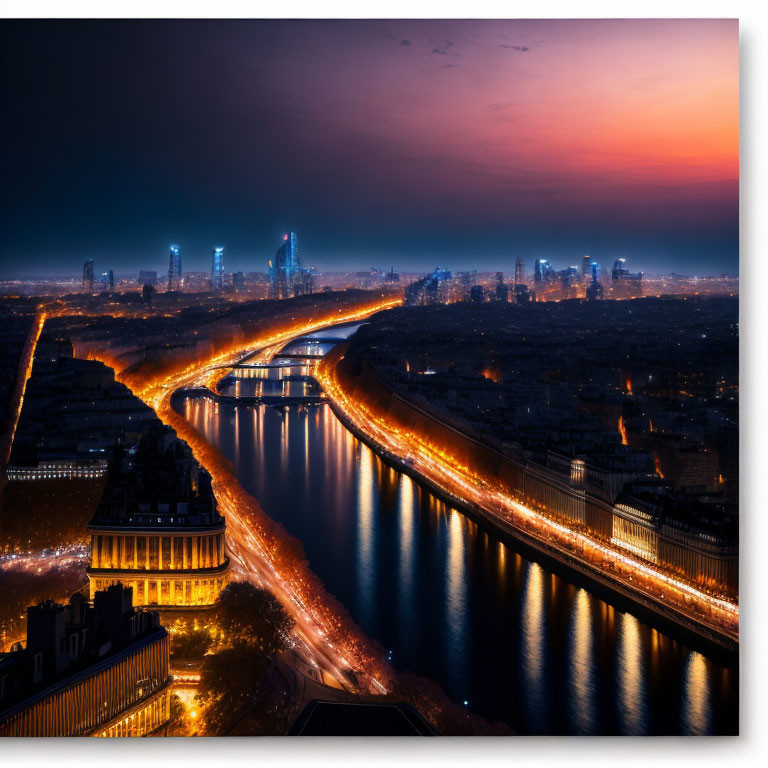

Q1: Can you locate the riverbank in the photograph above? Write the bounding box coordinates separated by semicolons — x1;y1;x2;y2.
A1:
318;360;738;658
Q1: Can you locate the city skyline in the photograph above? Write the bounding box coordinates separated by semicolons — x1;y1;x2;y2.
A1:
0;19;738;277
0;14;745;743
0;242;740;283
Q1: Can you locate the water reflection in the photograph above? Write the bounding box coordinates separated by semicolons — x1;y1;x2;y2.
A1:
356;445;378;628
521;562;547;733
397;476;417;646
616;611;647;735
445;509;468;691
682;652;712;735
180;366;738;734
568;588;595;734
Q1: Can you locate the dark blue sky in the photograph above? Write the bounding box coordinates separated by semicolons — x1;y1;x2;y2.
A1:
0;20;738;277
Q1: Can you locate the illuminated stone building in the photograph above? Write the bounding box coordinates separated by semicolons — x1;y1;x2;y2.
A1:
0;585;171;737
87;425;229;608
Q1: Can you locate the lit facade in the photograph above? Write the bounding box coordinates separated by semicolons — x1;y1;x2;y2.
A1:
534;259;553;285
88;525;229;607
86;425;229;608
211;246;224;290
5;457;108;481
0;586;172;737
168;245;183;291
269;232;301;299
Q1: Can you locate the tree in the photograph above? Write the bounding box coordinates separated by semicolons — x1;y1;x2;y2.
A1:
197;582;294;735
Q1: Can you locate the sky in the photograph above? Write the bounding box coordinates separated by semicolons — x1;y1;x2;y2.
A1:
0;19;739;277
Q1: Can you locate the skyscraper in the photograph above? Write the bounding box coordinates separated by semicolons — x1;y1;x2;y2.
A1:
514;257;525;285
100;270;114;293
611;257;643;298
269;233;301;299
82;259;94;293
168;245;182;291
560;266;580;291
211;246;225;290
534;259;552;285
582;255;592;283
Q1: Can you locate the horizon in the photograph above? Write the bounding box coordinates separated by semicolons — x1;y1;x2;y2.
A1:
0;19;739;277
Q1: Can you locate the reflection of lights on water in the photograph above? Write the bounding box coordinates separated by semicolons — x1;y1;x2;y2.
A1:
356;445;377;624
397;475;416;632
682;651;711;735
317;361;738;633
445;509;467;674
616;611;647;735
521;562;546;732
568;588;595;734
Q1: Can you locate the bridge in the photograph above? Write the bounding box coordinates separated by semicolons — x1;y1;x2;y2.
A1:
270;353;325;361
280;336;349;346
212;361;314;371
170;387;326;407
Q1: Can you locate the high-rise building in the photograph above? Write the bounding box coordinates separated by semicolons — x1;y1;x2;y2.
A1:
168;245;182;292
560;266;580;292
534;259;553;285
514;257;525;285
585;260;604;300
211;246;225;290
82;259;94;293
100;270;114;293
611;258;643;298
582;255;592;283
232;271;245;293
269;233;301;299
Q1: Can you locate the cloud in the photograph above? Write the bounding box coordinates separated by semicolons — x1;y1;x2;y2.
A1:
432;40;459;57
499;44;529;52
399;39;411;46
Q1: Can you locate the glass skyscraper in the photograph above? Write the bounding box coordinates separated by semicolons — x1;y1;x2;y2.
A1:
168;245;182;291
269;233;301;299
211;247;225;290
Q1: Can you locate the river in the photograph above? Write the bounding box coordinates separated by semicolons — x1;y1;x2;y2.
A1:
178;327;738;735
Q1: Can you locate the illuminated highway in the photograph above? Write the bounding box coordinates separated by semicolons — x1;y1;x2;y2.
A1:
315;361;739;648
0;544;90;575
107;298;401;697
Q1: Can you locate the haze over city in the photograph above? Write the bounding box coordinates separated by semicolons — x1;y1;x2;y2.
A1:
0;19;738;277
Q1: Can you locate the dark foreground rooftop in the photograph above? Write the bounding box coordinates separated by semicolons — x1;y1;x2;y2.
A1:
289;699;436;736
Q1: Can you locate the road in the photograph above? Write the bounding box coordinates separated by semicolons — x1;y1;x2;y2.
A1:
314;359;739;647
129;299;400;697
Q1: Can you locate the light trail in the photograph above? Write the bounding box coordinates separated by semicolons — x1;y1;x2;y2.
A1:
85;296;402;698
3;311;46;465
0;544;90;574
315;359;739;645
